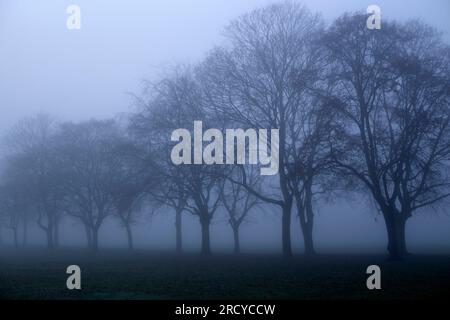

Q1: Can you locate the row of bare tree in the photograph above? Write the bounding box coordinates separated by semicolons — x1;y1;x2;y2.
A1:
1;3;449;260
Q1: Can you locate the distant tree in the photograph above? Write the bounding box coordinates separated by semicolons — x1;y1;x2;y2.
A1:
130;68;225;255
323;14;450;259
57;120;123;251
129;68;191;253
160;177;188;253
0;179;29;248
108;128;152;250
2;114;63;249
220;166;260;253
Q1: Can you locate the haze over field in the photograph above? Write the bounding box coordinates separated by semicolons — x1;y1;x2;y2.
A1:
0;0;449;255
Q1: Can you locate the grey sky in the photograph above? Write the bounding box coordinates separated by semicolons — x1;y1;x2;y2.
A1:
0;0;449;252
0;0;449;134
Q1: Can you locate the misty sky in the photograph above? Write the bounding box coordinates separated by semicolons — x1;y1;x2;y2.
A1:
0;0;449;253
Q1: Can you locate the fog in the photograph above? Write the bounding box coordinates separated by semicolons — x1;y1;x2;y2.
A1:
0;0;449;254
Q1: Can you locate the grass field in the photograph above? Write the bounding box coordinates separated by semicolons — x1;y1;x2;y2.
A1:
0;249;449;300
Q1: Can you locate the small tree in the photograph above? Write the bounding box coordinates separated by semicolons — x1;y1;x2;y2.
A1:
130;67;225;255
109;131;151;250
57;120;123;251
2;114;63;249
220;166;260;253
0;180;28;248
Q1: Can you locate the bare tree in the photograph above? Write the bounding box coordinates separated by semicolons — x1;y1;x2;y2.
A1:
220;166;260;253
57;120;123;251
2;114;63;249
129;67;194;253
0;179;28;249
288;98;334;256
130;67;225;255
146;171;188;253
323;14;450;259
108;131;151;250
199;2;324;257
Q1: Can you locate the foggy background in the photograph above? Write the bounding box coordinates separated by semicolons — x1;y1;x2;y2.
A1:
0;0;449;254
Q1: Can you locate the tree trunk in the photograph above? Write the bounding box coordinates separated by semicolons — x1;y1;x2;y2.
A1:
53;219;59;248
13;228;19;249
200;218;211;256
46;228;54;250
397;217;408;255
302;182;316;256
81;223;91;248
297;201;316;256
125;223;134;251
300;220;315;256
232;225;240;254
175;208;183;253
384;212;408;260
281;204;292;257
92;228;99;251
22;217;28;247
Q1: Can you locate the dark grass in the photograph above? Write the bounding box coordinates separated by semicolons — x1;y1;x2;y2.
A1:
0;248;449;300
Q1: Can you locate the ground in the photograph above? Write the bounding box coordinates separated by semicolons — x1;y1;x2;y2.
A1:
0;249;449;299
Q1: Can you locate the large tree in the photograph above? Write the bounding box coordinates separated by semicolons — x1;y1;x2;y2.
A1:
199;2;324;256
324;14;450;259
